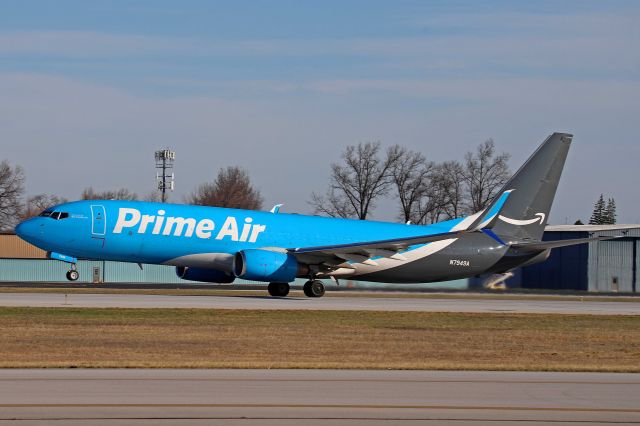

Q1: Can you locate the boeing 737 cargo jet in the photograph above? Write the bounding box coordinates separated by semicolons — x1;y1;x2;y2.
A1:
14;133;618;297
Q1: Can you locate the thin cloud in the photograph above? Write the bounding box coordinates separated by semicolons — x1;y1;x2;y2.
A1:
0;31;189;56
1;8;637;67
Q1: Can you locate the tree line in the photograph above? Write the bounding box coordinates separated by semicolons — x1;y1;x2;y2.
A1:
0;139;621;230
587;194;617;225
0;161;264;230
310;139;511;223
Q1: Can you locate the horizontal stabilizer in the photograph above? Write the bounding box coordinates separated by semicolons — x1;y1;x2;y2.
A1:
512;235;621;252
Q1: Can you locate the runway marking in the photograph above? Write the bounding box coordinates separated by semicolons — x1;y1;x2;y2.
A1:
1;404;640;413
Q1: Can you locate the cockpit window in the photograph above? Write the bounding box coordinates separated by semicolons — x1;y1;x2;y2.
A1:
40;211;69;220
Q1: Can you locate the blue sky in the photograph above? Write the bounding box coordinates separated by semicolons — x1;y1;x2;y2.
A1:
1;0;639;223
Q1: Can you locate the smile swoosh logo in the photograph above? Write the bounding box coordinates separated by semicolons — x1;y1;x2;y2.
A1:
498;213;546;226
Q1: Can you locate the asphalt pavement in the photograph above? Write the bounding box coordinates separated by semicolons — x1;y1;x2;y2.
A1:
0;291;639;314
1;369;639;425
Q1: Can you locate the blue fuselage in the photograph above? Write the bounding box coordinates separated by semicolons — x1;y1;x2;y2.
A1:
15;200;509;283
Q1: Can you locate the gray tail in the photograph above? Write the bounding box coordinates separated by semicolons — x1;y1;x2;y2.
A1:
491;132;573;242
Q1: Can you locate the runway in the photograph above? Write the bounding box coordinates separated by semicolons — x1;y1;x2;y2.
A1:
0;291;639;314
1;369;639;425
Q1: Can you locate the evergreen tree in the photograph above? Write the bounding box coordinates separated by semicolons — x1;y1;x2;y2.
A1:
574;219;584;225
589;194;606;225
604;198;617;224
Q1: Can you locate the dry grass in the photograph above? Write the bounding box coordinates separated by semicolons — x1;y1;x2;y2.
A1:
0;307;638;371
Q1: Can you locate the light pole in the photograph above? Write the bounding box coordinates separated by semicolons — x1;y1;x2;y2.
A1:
155;149;175;203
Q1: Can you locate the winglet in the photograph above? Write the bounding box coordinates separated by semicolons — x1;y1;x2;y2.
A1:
270;204;284;213
466;189;514;232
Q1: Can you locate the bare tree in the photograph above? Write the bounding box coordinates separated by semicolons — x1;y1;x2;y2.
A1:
0;160;25;229
21;194;68;220
437;161;466;220
388;145;443;224
311;142;400;220
410;178;452;225
143;191;163;202
187;166;263;210
81;187;138;201
389;145;426;223
416;189;448;224
462;139;510;213
310;188;354;219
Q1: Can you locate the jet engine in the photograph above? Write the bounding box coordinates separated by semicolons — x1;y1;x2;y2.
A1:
233;249;308;282
175;266;235;283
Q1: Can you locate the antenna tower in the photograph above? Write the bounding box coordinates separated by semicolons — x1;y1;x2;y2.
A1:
155;148;175;202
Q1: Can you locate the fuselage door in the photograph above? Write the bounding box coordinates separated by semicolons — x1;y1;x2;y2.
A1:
90;205;106;236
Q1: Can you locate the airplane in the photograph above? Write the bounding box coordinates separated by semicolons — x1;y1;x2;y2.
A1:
14;132;620;297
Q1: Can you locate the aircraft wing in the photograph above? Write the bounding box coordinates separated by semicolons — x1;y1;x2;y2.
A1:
288;229;469;266
288;189;515;267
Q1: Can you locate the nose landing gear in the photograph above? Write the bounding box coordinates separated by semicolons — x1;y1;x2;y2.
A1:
47;252;80;282
65;265;79;281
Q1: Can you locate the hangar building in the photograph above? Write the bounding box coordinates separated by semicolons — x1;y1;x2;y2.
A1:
0;232;183;284
507;225;640;292
0;232;467;289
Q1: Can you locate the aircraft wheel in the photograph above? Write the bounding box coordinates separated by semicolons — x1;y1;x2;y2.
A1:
267;282;290;297
66;270;79;281
303;280;325;298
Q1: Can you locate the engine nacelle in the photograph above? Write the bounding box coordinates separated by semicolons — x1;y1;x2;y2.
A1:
176;266;235;283
233;249;307;282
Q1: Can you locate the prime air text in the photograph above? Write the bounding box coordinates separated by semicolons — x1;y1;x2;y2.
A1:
113;208;267;242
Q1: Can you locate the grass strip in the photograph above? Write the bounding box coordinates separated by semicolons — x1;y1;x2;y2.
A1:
0;307;638;371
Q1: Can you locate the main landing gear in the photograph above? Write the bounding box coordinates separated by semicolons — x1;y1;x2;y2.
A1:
65;264;79;281
303;280;325;298
267;282;290;297
267;280;326;298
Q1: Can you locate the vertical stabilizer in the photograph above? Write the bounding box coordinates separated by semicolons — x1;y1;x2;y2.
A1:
491;132;572;241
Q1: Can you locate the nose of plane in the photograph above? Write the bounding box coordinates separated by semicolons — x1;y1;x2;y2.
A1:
15;219;40;243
